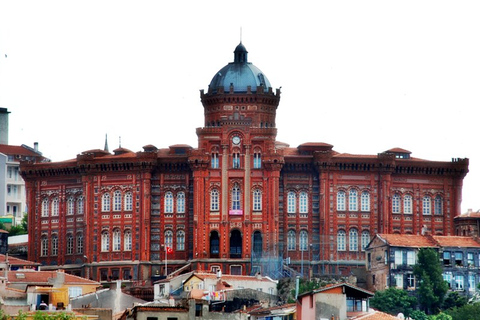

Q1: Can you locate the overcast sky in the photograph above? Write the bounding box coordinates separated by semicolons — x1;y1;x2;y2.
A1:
0;1;478;213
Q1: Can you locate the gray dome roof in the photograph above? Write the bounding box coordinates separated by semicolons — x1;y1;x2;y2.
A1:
208;43;271;93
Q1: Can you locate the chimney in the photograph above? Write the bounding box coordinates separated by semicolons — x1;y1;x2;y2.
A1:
34;142;39;153
0;108;10;145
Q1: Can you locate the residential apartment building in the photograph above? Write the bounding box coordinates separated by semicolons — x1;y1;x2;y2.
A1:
365;234;480;298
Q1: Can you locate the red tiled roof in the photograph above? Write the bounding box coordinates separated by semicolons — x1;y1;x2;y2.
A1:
386;147;411;154
377;234;437;248
351;310;401;320
0;144;39;157
7;270;100;285
432;236;480;248
0;254;39;266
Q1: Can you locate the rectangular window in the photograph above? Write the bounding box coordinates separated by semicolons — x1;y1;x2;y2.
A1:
455;275;464;291
468;252;474;267
211;153;219;169
394;250;403;266
469;274;475;291
455;252;463;266
68;287;83;298
443;272;452;288
253;153;261;169
443;252;451;266
232;153;240;168
395;274;403;289
407;251;416;265
407;274;415;288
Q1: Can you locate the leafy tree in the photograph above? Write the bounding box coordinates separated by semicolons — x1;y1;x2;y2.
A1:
369;287;416;316
21;212;28;231
442;291;467;310
428;313;453;320
413;248;448;314
8;213;28;236
445;302;480;320
409;310;428;320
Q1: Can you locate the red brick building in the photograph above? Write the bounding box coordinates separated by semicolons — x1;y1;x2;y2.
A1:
20;43;469;282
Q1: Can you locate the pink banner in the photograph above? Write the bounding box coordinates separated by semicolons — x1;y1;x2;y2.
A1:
229;210;243;215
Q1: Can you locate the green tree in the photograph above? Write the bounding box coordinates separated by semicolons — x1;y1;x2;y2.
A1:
442;291;467;310
429;312;453;320
369;287;417;316
445;302;480;320
413;248;448;314
409;310;428;320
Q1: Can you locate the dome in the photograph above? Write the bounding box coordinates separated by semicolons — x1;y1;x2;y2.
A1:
208;43;272;94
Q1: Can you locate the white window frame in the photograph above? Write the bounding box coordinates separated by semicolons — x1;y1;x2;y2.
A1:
337;230;346;251
177;192;185;213
349;189;358;211
113;190;122;211
392;194;400;213
287;191;296;214
124;230;132;251
102;193;110;212
299;192;308;214
253;189;262;211
361;191;370;212
210;189;219;211
403;195;412;214
349;228;358;251
423;196;431;215
337;191;346;211
124;192;133;211
164;192;173;213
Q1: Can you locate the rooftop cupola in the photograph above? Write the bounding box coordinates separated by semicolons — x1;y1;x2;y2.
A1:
234;42;248;63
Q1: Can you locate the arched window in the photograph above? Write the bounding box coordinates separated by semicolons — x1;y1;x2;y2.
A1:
165;230;173;249
51;235;58;256
337;191;346;211
177;230;185;251
287;191;296;214
124;192;133;211
177;192;185;213
210;189;219;211
253;189;262;211
434;195;443;215
337;230;346;251
77;196;84;215
164;192;173;213
423;196;431;215
231;185;241;210
113;190;122;211
102;193;110;212
361;231;370;251
392;193;401;213
67;197;75;215
66;234;74;255
113;229;121;251
41;236;49;256
42;199;49;217
253;150;262;169
232;152;240;168
51;198;59;216
404;195;413;214
287;230;296;251
299;230;308;251
349;228;358;251
76;233;84;254
124;230;132;251
211;152;219;169
361;191;370;212
299;192;308;214
101;231;110;252
349;190;358;211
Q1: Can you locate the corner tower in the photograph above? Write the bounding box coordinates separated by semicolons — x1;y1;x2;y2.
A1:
190;43;284;275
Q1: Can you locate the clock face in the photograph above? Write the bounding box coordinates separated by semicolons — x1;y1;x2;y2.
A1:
232;136;241;145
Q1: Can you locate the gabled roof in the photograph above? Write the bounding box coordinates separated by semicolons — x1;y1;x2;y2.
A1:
374;234;438;248
0;144;40;157
298;282;373;299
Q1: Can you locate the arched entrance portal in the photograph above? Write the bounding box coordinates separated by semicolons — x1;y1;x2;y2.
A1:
210;231;219;258
230;230;242;258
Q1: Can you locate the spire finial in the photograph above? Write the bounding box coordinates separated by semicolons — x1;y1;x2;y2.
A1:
240;27;242;43
104;134;109;152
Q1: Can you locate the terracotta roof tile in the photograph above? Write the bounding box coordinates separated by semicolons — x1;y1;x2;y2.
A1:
0;254;39;266
377;234;437;248
432;236;480;248
7;270;100;285
351;310;401;320
0;144;39;157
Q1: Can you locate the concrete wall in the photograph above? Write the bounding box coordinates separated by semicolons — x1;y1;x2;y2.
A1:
74;308;112;320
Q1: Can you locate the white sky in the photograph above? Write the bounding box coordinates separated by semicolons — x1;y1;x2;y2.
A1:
0;1;479;213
